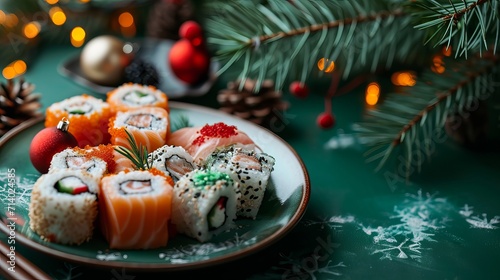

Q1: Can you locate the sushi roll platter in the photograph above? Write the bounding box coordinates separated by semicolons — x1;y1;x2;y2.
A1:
27;83;282;250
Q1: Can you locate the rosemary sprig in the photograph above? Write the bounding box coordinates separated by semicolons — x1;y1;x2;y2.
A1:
114;129;151;170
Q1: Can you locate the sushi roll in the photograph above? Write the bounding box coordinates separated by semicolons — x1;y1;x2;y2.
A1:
148;145;197;182
109;106;170;153
167;122;255;166
29;169;99;245
99;170;173;249
172;169;239;242
48;148;108;179
45;95;111;146
106;83;169;115
45;94;112;147
206;146;275;219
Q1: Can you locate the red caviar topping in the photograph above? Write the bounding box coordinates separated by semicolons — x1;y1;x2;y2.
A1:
192;122;238;146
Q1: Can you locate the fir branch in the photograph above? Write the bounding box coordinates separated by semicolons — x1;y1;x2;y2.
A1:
354;52;500;177
203;0;428;91
114;129;151;170
408;0;500;57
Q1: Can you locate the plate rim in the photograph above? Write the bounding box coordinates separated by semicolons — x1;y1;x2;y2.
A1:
0;101;311;271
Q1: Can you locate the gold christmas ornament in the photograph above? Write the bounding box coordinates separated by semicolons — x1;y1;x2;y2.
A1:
80;35;133;86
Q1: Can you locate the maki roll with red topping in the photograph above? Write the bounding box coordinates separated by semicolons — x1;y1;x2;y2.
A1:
172;169;239;242
45;94;112;147
206;146;275;219
28;169;99;245
106;83;169;115
148;145;197;182
99;170;173;249
167;122;255;166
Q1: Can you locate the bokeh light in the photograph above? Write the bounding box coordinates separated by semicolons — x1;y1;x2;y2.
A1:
442;46;452;57
70;26;86;47
2;60;27;79
50;7;66;26
365;82;380;106
23;22;41;39
317;58;335;73
45;0;59;4
431;55;446;74
391;71;416;87
118;12;134;28
0;10;6;25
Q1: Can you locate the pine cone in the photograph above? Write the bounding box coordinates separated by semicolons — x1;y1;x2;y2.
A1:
146;0;195;41
0;78;42;137
217;79;290;128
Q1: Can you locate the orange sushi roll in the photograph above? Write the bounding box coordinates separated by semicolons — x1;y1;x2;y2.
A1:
109;107;170;153
99;170;173;249
167;122;255;165
106;83;169;115
45;94;112;147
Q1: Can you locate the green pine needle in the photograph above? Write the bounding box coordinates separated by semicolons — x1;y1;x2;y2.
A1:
114;129;151;170
203;0;427;90
354;52;500;178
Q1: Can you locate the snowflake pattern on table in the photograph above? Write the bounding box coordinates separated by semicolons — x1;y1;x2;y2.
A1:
459;204;500;229
0;169;37;210
158;233;257;263
96;250;128;261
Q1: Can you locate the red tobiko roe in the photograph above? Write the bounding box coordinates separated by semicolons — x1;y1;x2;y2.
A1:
317;112;336;129
289;81;309;98
179;20;204;47
192;122;238;145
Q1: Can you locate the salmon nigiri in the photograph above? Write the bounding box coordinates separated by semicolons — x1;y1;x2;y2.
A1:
167;122;255;165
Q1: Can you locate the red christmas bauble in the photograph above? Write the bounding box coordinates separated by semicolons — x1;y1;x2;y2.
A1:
317;112;336;129
29;119;78;174
169;39;210;85
289;81;309;98
179;20;204;47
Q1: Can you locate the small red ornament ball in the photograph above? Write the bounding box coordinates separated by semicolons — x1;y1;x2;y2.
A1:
169;39;210;85
289;81;309;98
179;20;204;47
29;119;78;174
317;112;336;129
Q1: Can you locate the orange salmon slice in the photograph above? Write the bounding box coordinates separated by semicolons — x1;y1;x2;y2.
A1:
126;114;153;128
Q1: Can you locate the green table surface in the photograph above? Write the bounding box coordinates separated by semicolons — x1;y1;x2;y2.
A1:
1;46;500;280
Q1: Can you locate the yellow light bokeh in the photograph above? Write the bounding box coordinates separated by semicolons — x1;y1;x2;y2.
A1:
2;60;27;79
80;0;91;3
317;58;335;73
5;14;19;28
365;82;380;106
118;12;134;28
23;22;41;39
46;0;59;4
2;67;16;80
71;27;86;47
50;7;66;26
13;60;27;74
391;71;416;87
431;55;446;74
442;46;452;57
0;10;6;25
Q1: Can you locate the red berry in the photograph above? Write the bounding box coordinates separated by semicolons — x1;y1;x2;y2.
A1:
29;126;78;174
317;112;335;129
179;20;204;46
289;81;309;98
